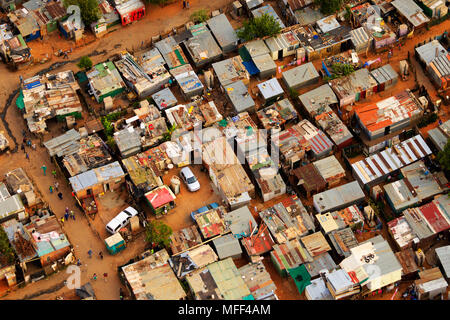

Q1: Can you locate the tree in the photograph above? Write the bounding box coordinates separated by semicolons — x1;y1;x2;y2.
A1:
190;9;209;24
64;0;100;26
77;56;93;71
314;0;343;15
237;14;281;41
145;220;172;248
437;140;450;171
0;228;15;266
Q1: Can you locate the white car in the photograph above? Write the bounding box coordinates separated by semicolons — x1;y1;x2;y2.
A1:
106;206;138;234
180;167;200;192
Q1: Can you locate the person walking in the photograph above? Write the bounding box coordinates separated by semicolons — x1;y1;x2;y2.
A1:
52;170;57;178
64;211;69;221
186;1;189;9
70;210;75;220
57;192;63;200
54;181;59;191
60;217;65;225
77;258;82;266
88;249;93;258
21;144;25;152
41;165;47;176
92;273;97;281
49;186;53;194
183;0;186;8
32;143;36;151
25;152;29;161
99;251;103;260
103;273;108;282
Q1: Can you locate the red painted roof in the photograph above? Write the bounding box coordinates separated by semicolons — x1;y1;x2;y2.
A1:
145;187;175;208
419;202;450;234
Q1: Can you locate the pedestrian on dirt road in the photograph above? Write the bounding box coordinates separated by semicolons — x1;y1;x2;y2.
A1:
77;258;81;266
64;211;69;221
88;249;93;258
52;170;57;178
32;143;36;151
27;139;31;147
54;181;59;191
58;192;63;200
60;217;65;225
25;152;29;160
41;165;47;175
22;129;26;137
99;251;103;259
186;1;189;9
70;210;75;220
103;273;108;282
183;0;186;8
49;186;53;193
65;207;69;214
22;137;26;145
21;144;25;152
92;273;97;281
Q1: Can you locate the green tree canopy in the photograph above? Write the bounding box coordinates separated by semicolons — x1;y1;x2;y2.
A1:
314;0;343;15
437;140;450;171
77;56;93;71
0;228;15;266
190;9;209;24
145;220;173;248
237;14;282;41
64;0;101;26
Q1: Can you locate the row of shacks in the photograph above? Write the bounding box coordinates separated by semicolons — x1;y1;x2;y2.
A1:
18;2;450;300
0;167;74;289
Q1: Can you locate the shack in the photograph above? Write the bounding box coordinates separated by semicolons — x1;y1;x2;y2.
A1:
290;163;327;197
183;23;222;68
224;80;256;113
170;64;204;100
329;68;378;107
86;61;126;103
223;205;257;239
329;228;359;257
206;13;238;54
212;234;242;259
350;27;371;53
313;155;346;188
391;0;430;29
251;5;285;28
435;245;450;279
68;161;126;198
155;36;190;70
105;232;126;255
256;78;284;106
0;194;26;223
238;262;277;300
305;278;333;300
152;87;178;111
387;216;418;251
298;84;338;118
270;238;313;276
370;64;399;92
212;56;250;88
136;48;171;93
383;179;420;214
185;267;222;300
241;40;276;78
428;120;450;153
114;0;145;26
120;249;186;300
315;110;354;149
144;185;176;218
264;30;301;60
114;127;142;158
415;268;448;300
169;244;218;278
281;62;319;91
313;181;365;214
300;231;332;258
256;98;297;134
169;225;202;255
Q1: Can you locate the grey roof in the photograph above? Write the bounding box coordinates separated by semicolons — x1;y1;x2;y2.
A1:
360;235;402;278
294;6;324;26
257;78;284;100
213;234;242;259
415;40;447;65
299;84;337;117
114;127;142;156
350;27;371;48
305;278;333;300
401;161;446;201
370;64;399;85
428;120;450;152
206;14;238;50
212;56;249;88
224;80;255;113
251;5;285;29
184;27;222;65
403;208;435;240
391;0;430;27
223;205;257;238
152;87;178;110
154;36;178;55
0;194;25;220
0;182;11;201
43;129;81;157
313;181;365;214
303;252;337;278
244;39;270;58
326;269;354;294
384;179;419;211
252;53;277;74
435;245;450;278
1;218;37;262
69;161;125;193
282;62;319;89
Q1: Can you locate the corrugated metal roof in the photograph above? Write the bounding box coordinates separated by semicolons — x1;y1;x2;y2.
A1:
282;62;320;88
428;119;450;152
251;5;285;28
257;78;284;100
313;181;365;213
303;252;337;277
299;84;337;117
43;129;81;157
0;194;25;220
313;155;345;182
213;234;242;259
208;258;251;300
224;205;257;238
225;80;255;112
300;231;332;257
384;179;419;211
206;14;237;50
352;134;432;186
391;0;430;27
238;261;277;300
370;64;399;84
305;278;333;300
435;245;450;278
69;161;124;193
401;161;447;201
350;27;371;47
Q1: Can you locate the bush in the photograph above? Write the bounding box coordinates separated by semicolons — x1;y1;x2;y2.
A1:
145;220;172;248
64;0;100;26
417;112;438;128
190;9;209;23
314;0;343;15
237;14;281;41
77;56;93;71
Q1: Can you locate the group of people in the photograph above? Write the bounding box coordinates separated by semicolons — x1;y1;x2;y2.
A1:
21;133;36;161
60;207;75;225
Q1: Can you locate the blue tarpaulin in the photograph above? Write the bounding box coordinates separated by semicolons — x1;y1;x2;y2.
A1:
322;61;331;77
242;61;259;76
24;80;41;90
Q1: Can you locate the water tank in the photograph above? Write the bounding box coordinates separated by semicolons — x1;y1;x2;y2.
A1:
170;176;181;195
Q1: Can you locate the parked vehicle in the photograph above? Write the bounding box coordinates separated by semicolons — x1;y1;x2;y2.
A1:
179;167;200;192
106;206;138;234
190;202;219;221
